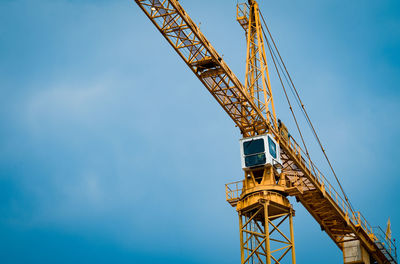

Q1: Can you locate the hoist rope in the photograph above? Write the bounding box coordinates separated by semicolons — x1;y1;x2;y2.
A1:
262;23;316;174
259;10;355;214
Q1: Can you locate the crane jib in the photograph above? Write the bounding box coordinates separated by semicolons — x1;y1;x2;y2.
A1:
135;0;272;137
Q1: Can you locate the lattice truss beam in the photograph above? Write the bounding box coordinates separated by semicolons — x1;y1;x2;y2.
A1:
236;2;276;129
243;3;276;125
239;204;295;264
280;147;354;242
135;0;273;136
278;142;380;257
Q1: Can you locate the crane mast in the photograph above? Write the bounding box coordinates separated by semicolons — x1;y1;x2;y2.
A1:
134;1;397;263
235;1;295;263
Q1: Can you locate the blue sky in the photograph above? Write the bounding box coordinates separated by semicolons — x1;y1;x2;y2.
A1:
0;0;399;263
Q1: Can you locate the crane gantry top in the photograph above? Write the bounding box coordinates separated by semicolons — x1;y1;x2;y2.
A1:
135;1;397;263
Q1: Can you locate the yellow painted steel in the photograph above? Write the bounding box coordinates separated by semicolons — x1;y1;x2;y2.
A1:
233;161;296;263
235;4;294;260
135;0;397;263
243;1;277;129
238;197;295;264
134;0;271;137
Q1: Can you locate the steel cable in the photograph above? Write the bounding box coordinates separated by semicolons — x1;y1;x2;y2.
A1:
259;10;355;214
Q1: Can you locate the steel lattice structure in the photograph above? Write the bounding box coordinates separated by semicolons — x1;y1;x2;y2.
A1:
135;0;397;263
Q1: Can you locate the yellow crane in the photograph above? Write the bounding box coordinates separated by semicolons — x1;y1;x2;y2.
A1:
134;1;397;263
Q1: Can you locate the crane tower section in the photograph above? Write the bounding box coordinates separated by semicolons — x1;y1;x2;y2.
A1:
233;2;296;262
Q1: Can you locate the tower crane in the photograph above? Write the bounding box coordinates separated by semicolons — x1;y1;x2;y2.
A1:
134;0;397;263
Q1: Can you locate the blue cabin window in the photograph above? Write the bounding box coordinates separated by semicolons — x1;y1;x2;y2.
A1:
243;138;264;155
268;136;277;159
245;153;266;167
